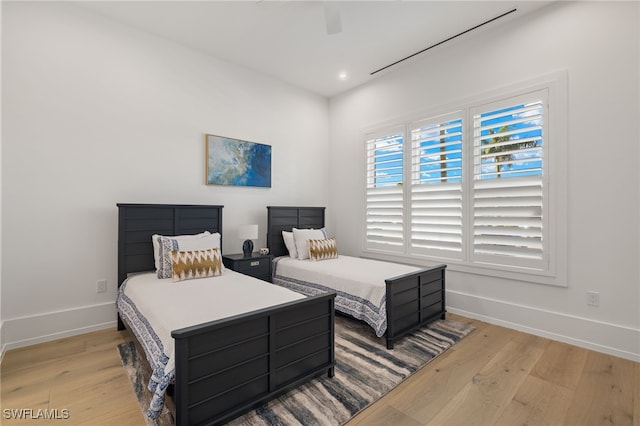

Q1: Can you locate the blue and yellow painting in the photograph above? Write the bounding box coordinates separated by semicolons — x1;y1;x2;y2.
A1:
206;134;271;187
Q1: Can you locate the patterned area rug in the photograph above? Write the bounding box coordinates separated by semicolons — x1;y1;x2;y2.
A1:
118;340;176;426
118;315;474;426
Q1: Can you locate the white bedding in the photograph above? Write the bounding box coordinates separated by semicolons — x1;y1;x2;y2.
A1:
116;270;305;419
272;255;421;337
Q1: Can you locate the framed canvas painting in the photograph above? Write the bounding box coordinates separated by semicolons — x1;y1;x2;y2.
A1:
205;134;272;187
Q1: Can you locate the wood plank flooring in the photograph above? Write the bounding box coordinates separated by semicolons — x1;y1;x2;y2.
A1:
1;314;638;425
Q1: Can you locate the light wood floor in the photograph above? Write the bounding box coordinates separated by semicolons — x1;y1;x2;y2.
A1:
1;314;638;426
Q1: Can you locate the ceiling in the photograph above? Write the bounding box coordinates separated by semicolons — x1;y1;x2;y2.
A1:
75;1;553;98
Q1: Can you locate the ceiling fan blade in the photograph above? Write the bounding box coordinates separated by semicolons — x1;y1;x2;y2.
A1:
323;3;342;35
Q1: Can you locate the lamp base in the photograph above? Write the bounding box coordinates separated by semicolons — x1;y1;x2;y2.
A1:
242;240;254;257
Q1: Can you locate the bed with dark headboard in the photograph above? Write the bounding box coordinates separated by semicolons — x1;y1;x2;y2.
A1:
117;203;335;426
267;205;446;350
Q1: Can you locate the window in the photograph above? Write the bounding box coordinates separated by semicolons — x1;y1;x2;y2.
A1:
471;94;546;270
365;127;405;252
410;113;464;259
364;76;566;283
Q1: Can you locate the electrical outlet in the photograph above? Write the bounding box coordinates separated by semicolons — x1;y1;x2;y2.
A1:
587;291;600;307
97;279;107;293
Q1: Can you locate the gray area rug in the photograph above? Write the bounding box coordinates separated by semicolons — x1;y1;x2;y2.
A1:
119;315;475;425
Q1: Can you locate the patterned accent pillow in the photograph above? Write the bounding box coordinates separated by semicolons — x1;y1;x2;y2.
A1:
308;237;338;261
170;248;224;282
156;233;222;278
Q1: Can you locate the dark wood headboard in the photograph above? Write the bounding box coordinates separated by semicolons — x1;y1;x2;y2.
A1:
117;203;223;287
266;206;325;257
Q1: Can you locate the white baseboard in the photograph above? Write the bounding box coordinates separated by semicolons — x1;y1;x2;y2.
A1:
0;320;5;363
2;295;638;363
2;303;117;352
447;290;640;362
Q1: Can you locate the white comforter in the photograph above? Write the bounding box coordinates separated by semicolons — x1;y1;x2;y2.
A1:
273;255;421;337
117;271;305;419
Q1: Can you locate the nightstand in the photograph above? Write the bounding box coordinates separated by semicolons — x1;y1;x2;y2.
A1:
222;253;273;282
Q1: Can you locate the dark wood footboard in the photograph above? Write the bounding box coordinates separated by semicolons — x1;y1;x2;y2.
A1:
171;292;336;426
385;264;446;349
266;206;448;350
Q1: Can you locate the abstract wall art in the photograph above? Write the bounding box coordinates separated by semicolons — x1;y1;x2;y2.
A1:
205;134;272;187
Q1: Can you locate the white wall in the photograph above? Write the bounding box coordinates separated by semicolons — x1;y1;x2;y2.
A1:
1;2;329;349
329;1;640;361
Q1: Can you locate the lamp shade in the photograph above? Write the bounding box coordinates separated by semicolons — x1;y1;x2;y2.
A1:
238;224;258;240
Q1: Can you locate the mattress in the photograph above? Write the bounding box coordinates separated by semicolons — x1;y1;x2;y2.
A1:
116;270;305;419
272;255;421;338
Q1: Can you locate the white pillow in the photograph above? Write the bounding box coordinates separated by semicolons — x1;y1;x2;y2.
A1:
156;232;222;278
152;231;211;270
282;231;298;258
292;228;327;260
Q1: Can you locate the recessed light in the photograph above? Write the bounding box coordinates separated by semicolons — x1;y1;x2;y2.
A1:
338;72;348;81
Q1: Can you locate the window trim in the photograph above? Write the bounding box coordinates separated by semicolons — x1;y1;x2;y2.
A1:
362;71;568;287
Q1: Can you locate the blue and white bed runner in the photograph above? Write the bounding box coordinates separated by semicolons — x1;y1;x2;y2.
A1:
273;256;421;338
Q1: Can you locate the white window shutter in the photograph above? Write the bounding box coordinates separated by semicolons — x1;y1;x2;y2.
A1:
471;91;547;269
365;129;404;252
409;114;464;259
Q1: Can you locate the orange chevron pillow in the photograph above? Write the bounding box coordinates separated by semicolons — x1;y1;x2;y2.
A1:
170;248;224;282
308;237;338;261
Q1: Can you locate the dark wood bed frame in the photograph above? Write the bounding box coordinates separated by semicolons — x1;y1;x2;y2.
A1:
117;203;335;426
266;206;446;350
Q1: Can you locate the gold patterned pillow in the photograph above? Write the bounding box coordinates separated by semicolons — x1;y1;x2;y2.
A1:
308;237;338;261
170;248;223;282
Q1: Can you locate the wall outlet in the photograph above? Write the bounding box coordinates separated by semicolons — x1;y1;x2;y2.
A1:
586;291;600;307
96;279;107;293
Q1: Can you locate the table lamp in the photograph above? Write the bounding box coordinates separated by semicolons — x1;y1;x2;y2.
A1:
238;224;258;257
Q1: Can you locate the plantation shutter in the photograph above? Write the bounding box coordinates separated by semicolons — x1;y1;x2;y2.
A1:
409;113;464;259
365;128;405;252
471;90;547;269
